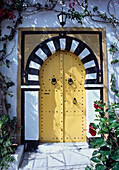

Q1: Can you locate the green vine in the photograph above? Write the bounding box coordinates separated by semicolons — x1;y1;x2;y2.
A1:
0;0;119;169
110;74;119;94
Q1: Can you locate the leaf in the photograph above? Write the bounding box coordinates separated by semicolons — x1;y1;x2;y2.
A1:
111;148;119;161
115;93;119;98
85;166;93;170
91;138;107;148
95;109;102;112
92;150;99;156
112;162;119;170
95;164;106;170
109;121;117;129
93;6;98;12
91;156;101;163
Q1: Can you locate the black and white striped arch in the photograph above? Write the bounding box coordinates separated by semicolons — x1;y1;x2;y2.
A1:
24;36;99;86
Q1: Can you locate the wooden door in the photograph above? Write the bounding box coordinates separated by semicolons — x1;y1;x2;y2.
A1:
39;51;86;142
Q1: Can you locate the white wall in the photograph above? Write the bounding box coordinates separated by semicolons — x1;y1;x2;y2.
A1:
0;0;119;118
25;91;39;140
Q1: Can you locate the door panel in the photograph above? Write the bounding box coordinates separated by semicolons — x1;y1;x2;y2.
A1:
39;51;86;142
63;51;86;142
39;52;62;142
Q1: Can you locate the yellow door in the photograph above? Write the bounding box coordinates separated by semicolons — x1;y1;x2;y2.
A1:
39;51;86;142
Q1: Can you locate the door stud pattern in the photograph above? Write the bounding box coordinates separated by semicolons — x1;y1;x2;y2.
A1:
39;51;86;142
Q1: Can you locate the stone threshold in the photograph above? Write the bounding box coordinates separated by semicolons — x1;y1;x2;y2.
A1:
8;145;24;170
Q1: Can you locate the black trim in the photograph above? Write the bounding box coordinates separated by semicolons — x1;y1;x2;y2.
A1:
21;88;40;91
99;32;103;83
81;54;95;64
65;37;72;51
28;68;39;75
41;43;52;57
74;42;85;56
20;30;104;144
85;67;98;74
25;140;39;152
53;38;60;51
22;30;102;35
21;32;25;85
21;90;25;144
85;79;97;84
27;80;40;85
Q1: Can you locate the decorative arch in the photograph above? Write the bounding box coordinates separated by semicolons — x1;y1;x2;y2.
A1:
24;36;99;85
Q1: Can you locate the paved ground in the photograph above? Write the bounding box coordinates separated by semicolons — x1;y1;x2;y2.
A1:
19;143;95;170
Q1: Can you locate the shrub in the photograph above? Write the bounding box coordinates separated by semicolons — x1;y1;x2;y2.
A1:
86;94;119;170
0;114;18;170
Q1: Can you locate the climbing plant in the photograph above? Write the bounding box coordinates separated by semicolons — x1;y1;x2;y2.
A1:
67;0;119;95
0;0;119;169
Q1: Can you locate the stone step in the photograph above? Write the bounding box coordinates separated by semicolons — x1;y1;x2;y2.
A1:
36;142;89;153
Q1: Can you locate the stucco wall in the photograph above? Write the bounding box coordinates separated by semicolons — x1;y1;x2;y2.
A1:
0;0;119;119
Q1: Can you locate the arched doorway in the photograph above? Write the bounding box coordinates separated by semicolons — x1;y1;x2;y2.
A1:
39;51;86;142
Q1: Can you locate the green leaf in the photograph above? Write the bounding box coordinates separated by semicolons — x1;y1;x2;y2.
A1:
112;162;119;170
91;138;107;148
115;93;119;98
92;150;99;156
85;166;93;170
111;148;119;161
91;156;101;163
95;109;102;112
101;127;109;133
109;121;117;129
93;6;98;12
95;164;106;170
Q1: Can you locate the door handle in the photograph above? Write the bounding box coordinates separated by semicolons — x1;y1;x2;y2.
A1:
73;98;77;104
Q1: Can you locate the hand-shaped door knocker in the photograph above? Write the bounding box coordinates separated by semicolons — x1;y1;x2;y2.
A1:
73;98;77;104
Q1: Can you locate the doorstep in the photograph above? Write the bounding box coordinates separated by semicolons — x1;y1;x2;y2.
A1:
8;145;24;170
19;142;95;170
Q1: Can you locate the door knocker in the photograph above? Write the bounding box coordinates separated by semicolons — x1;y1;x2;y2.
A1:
51;78;57;85
73;98;77;104
68;78;73;85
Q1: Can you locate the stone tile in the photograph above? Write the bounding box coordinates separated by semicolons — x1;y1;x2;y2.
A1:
63;150;90;166
32;168;47;170
20;159;34;169
65;165;89;170
19;168;31;170
23;152;36;160
33;159;47;168
79;148;95;158
48;167;66;170
35;152;47;159
48;153;65;167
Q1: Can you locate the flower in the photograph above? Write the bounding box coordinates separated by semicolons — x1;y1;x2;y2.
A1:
17;124;20;128
69;3;72;8
89;124;97;136
94;103;101;109
72;2;75;6
94;101;102;109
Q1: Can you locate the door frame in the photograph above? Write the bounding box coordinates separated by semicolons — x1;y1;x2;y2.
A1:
18;27;107;148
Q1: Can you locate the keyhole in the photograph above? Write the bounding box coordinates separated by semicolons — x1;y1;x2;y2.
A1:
68;78;73;85
51;78;57;85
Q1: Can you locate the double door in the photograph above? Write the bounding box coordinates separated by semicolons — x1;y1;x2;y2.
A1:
39;51;86;142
